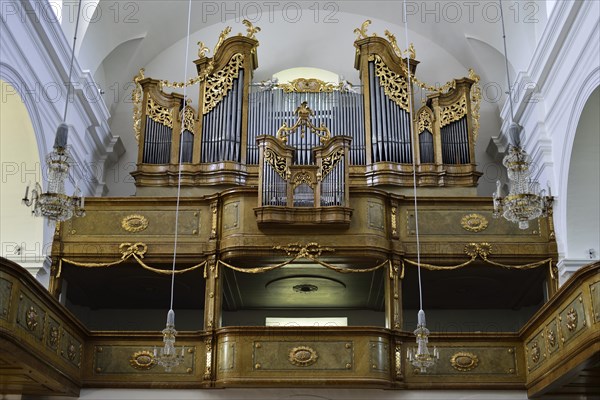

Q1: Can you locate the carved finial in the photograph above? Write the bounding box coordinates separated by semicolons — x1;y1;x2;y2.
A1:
468;68;480;82
403;43;416;59
384;29;402;57
213;26;232;54
354;20;372;40
134;68;145;83
197;41;209;58
242;19;261;39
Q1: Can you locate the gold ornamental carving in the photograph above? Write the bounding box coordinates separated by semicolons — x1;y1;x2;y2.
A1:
292;171;314;188
566;307;578;331
25;306;39;331
417;110;433;134
181;104;196;132
129;350;156;370
277;102;331;144
461;213;488;233
469;68;482;141
132;68;145;142
48;325;59;349
371;55;410;112
275;242;334;258
289;346;318;367
197;41;209;58
546;327;557;348
203;53;245;114
279;78;337;93
264;148;289;181
242;19;261;39
213;26;231;54
530;341;541;363
383;30;415;60
450;352;479;372
147;97;173;128
353;19;374;40
440;94;468;128
121;214;149;233
320;148;344;180
66;341;77;361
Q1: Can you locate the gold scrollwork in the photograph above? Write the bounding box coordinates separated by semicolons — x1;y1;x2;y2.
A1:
197;41;209;58
121;214;149;233
531;341;541;363
469;68;482;141
440;94;467;128
460;213;488;233
181;104;196;132
147;97;173;128
264;148;289;181
320;149;344;180
277;102;331;143
213;26;231;54
292;171;313;188
289;346;318;367
129;350;156;370
278;78;337;93
450;352;479;372
417;109;433;134
353;19;374;40
566;308;578;331
372;55;410;112
25;306;38;331
383;30;415;60
242;19;261;39
203;53;244;114
132;68;145;142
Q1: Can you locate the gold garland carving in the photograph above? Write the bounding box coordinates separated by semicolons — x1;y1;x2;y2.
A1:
147;97;173;128
264;148;289;180
59;242;207;277
121;214;149;233
417;109;433;134
320;149;344;180
460;213;488;233
400;242;554;278
440;94;468;128
132;68;145;142
450;352;479;372
203;53;244;114
277;102;331;144
372;55;409;112
469;68;482;141
218;242;389;275
129;351;156;370
399;60;456;94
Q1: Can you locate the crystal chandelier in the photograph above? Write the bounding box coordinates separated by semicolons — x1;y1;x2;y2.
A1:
22;124;85;222
492;0;551;230
153;309;185;372
407;310;439;373
22;0;85;223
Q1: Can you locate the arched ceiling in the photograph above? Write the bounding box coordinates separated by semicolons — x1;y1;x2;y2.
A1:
61;0;550;196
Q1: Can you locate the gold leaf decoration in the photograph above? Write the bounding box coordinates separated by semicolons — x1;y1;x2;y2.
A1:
147;98;173;128
203;53;244;114
264;148;289;181
372;55;409;112
460;213;488;233
450;352;479;372
417;109;433;134
129;350;156;370
320;149;344;180
278;78;337;93
132;68;145;142
121;214;149;233
469;68;482;141
566;308;578;331
440;94;467;128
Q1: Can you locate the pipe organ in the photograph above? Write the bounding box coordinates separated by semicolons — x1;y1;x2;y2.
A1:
132;22;482;191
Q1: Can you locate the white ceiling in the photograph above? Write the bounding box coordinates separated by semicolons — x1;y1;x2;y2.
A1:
59;0;553;196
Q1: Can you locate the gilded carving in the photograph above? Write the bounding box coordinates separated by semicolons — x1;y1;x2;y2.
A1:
440;94;468;128
353;19;373;40
132;68;145;142
210;202;218;240
197;41;209;58
203;53;244;114
277;102;331;144
121;214;149;233
278;78;337;93
372;55;410;112
292;171;313;188
566;307;578;331
469;68;481;141
546;327;556;349
242;19;261;39
129;350;156;370
450;352;479;372
391;206;398;237
395;345;401;379
417;109;433;134
25;306;39;331
460;214;488;233
289;346;318;367
264;148;289;181
66;341;77;361
274;242;335;258
181;103;196;132
47;325;59;350
147;97;173;128
531;341;541;364
204;337;213;380
320;149;344;180
213;26;232;54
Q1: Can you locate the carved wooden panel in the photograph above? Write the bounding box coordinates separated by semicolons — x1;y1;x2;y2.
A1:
60;329;82;368
558;294;586;344
526;331;547;373
591;281;600;324
93;345;195;374
223;202;240;230
367;202;384;231
369;340;389;372
252;341;353;371
17;293;46;342
0;277;12;320
218;341;236;371
545;319;560;356
46;316;61;353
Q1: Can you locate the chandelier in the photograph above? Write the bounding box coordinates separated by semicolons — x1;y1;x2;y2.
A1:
407;310;439;373
22;0;85;223
492;0;551;230
153;309;185;372
22;124;85;222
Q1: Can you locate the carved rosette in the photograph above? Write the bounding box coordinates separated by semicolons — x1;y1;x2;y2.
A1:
121;214;149;233
461;214;488;233
546;327;557;349
129;350;156;370
289;346;318;367
450;352;479;372
25;306;38;331
566;308;578;331
531;341;541;363
440;94;467;127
